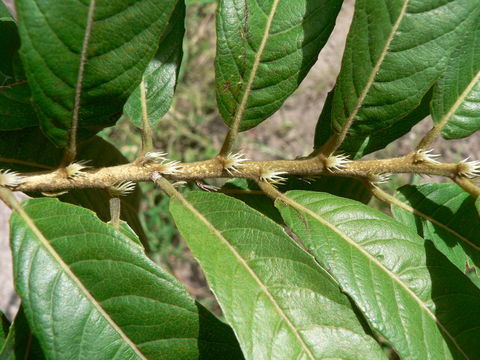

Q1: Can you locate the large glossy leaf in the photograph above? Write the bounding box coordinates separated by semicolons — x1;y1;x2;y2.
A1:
0;307;45;360
323;0;477;153
215;0;343;131
10;198;242;359
391;183;480;288
15;0;178;146
314;88;432;159
276;191;480;360
431;9;480;139
170;191;385;360
124;0;185;128
0;15;37;131
0;128;147;244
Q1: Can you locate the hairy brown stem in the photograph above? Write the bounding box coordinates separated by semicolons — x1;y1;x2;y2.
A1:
7;152;471;194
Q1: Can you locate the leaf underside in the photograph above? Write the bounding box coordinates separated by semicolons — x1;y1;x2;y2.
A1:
170;191;385;360
276;191;480;360
392;183;480;288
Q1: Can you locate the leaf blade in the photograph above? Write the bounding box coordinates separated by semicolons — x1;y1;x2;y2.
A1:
215;0;343;131
124;0;185;128
15;0;178;146
170;191;385;360
392;183;480;288
276;190;480;360
431;9;480;139
10;197;242;359
325;0;477;153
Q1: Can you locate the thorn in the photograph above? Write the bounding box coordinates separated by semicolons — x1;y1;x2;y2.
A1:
414;149;441;164
0;169;24;188
108;181;136;197
325;154;351;172
65;160;90;179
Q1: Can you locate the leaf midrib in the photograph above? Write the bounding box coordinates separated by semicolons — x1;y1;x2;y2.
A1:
436;70;480;133
229;0;280;133
69;0;96;152
174;194;316;360
335;0;410;143
280;192;469;360
394;193;480;251
14;202;146;359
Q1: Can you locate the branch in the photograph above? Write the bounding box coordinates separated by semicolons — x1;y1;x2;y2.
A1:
4;151;477;195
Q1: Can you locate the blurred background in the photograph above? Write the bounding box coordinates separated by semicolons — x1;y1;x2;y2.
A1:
1;0;478;321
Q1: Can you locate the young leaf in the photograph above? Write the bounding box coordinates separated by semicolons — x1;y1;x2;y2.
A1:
0;307;45;360
0;128;147;245
276;191;480;360
215;0;343;132
0;16;37;130
124;0;185;128
170;191;385;360
392;183;480;288
15;0;179;146
322;0;477;154
9;198;242;359
430;10;480;139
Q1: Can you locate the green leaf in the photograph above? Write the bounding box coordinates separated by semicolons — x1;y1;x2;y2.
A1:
431;9;480;139
0;128;147;245
0;307;45;360
276;191;480;360
326;0;477;152
215;0;343;131
222;175;371;224
124;0;185;128
16;0;179;146
0;16;37;131
170;191;385;360
391;183;480;288
315;88;432;159
10;198;242;359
